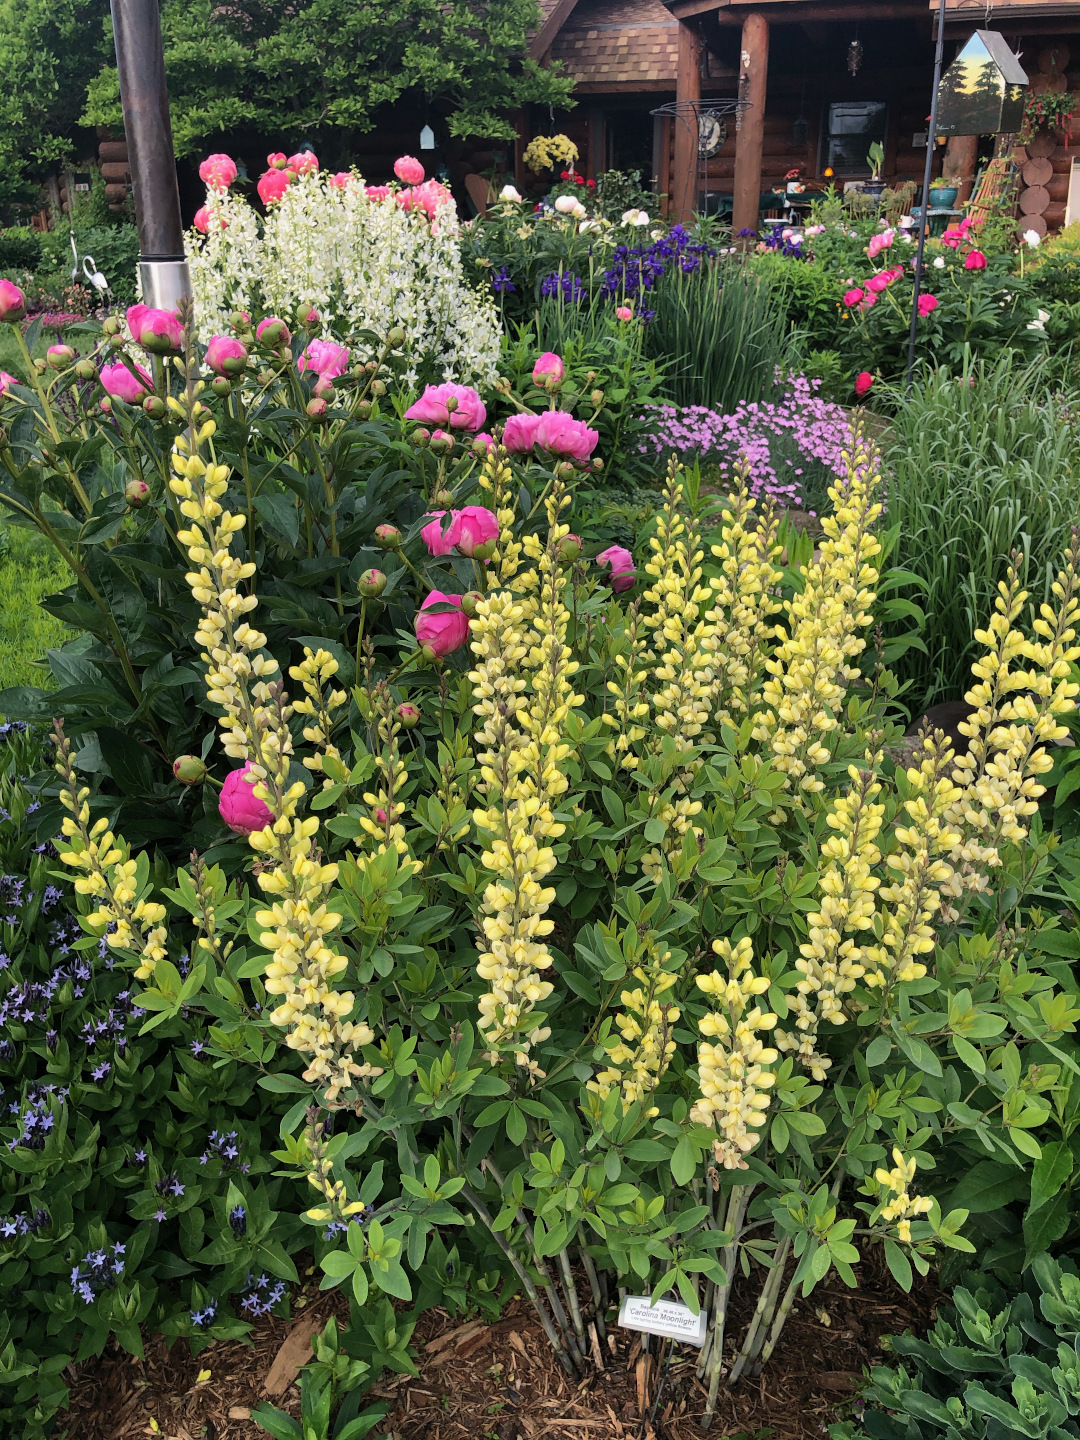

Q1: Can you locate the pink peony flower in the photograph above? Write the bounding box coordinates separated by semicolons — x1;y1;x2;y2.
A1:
0;279;27;323
447;505;498;558
532;351;564;386
867;231;894;259
397;179;452;219
596;544;635;593
287;151;318;175
0;370;19;395
257;168;292;206
420;511;455;556
100;360;152;403
917;294;939;317
843;288;865;307
205;335;248;376
861;292;878;310
854;371;874;399
964;249;987;271
502;412;542;453
218;762;274;835
866;272;893;294
256;317;292;345
535;410;598;460
267;152;288;169
395;155;425;185
193;205;228;234
415;590;470;656
198;153;237;190
298;339;349;382
941;228;965;249
615;305;633;321
365;185;391;202
404;382;487;431
127;304;183;352
328;171;352;189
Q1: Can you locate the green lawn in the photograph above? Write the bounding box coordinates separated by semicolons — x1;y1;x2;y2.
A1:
0;526;69;693
0;326;29;380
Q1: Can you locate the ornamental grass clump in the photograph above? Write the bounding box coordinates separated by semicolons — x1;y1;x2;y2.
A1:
16;302;1080;1421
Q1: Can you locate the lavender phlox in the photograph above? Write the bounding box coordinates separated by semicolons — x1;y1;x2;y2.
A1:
191;1298;218;1327
70;1242;125;1303
239;1271;287;1317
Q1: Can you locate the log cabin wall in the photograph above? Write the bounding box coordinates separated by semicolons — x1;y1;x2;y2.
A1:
1011;37;1079;236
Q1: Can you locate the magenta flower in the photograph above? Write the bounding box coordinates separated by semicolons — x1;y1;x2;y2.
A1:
0;279;27;323
256;317;292;345
866;272;893;294
397;180;452;219
503;412;542;453
535;410;598;460
298;339;349;383
127;304;183;352
964;249;987;271
218;763;273;835
365;185;391;202
257;169;291;206
447;505;498;557
532;351;565;386
0;370;19;396
843;288;864;307
421;511;455;556
193;205;227;234
405;382;486;431
394;155;425;185
198;153;237;190
205;335;248;376
415;591;470;656
266;152;288;169
917;294;938;317
287;151;319;175
596;545;636;593
100;360;152;403
854;371;874;399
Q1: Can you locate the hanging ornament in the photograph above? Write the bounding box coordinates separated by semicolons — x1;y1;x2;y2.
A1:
847;38;863;77
420;125;435;151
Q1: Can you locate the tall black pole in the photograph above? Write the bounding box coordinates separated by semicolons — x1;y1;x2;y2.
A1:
906;0;947;390
110;0;192;309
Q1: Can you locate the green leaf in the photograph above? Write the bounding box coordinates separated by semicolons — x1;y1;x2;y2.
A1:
1030;1139;1073;1212
883;1238;913;1292
320;1250;358;1279
670;1135;697;1186
250;1402;303;1439
1024;1189;1071;1263
865;1033;892;1067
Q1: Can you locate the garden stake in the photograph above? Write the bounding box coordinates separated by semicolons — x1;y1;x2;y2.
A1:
907;0;948;390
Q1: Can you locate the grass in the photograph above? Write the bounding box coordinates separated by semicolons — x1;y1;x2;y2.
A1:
0;526;69;694
881;350;1080;711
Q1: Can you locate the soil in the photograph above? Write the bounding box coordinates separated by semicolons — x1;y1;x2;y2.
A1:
59;1247;937;1440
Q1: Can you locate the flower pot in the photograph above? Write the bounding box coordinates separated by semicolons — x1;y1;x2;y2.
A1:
928;185;958;209
863;180;886;197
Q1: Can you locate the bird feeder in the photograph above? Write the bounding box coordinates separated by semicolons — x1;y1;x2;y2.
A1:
935;30;1028;137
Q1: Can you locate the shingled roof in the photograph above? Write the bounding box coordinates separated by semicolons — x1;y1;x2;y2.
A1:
548;0;680;86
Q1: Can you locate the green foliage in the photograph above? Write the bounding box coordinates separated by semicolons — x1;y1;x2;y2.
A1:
36;222;139;307
642;258;786;410
81;0;573;155
1028;223;1080;307
879;352;1080;709
251;1316;388;1440
850;1257;1080;1440
0;528;68;693
745;249;842;355
0;228;42;274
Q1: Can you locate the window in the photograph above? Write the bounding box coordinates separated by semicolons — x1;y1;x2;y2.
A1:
823;101;887;176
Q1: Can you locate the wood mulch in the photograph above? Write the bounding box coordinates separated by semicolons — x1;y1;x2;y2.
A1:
59;1246;937;1440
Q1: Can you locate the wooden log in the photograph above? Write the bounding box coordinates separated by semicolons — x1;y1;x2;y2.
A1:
105;182;129;202
733;11;769;238
1039;44;1070;75
1027;132;1057;158
98;140;128;163
1020;184;1051;215
100;161;130;182
1022;156;1054;186
1047;174;1071;202
1021;213;1049;238
672;20;701;223
1045;201;1067;227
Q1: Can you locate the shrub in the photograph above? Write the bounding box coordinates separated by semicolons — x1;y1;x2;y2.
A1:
36;223;139;308
0;228;41;275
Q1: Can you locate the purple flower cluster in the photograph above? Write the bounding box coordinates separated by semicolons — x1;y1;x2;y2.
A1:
240;1272;287;1318
490;265;515;294
0;1207;49;1239
540;271;584;304
643;373;853;508
71;1243;125;1304
8;1084;67;1150
199;1128;248;1173
191;1298;218;1327
600;224;714;301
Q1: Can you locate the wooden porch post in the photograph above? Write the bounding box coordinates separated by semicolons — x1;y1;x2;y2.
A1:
943;134;978;204
674;20;702;223
732;12;769;239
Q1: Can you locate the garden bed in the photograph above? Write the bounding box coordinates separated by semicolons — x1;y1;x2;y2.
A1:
60;1252;938;1440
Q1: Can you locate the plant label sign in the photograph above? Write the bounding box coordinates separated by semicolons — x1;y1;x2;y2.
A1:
617;1295;707;1347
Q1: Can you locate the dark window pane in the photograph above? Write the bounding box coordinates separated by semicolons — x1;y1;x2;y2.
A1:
825;101;887;175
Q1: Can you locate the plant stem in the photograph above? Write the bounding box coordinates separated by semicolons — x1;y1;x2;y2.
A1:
557;1246;588;1354
701;1184;751;1427
580;1245;607;1340
726;1234;791;1387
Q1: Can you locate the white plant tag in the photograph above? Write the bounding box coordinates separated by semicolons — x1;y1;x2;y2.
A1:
617;1294;707;1347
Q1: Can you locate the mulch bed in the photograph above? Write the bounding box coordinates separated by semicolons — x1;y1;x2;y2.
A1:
59;1247;937;1440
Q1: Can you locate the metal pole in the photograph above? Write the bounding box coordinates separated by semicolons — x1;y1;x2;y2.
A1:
906;0;947;390
110;0;192;310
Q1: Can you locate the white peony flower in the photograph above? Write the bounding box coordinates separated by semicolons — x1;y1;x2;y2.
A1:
933;255;946;269
1024;229;1041;248
620;208;650;226
554;195;577;214
500;184;523;203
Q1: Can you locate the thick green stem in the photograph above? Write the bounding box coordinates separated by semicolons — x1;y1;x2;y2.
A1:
580;1245;606;1341
726;1234;791;1388
557;1246;588;1352
701;1184;751;1427
758;1272;800;1368
12;325;93;515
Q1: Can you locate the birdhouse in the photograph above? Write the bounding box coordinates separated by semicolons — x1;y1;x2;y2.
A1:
936;30;1028;137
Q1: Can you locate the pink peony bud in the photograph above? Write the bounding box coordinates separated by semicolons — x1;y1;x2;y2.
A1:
198;153;237;190
428;429;454;455
415;591;470;657
596;544;636;594
535;409;599;461
421;511;455;556
193;205;228;235
502;412;542;454
615;306;633;321
854;371;874;399
256;317;291;346
257;168;292;205
532;351;565;387
298;339;349;384
397;702;420;728
218;762;274;834
964;249;987;271
205;335;248;376
99;360;152;404
394;155;425;185
46;344;74;369
125;479;151;508
0;279;26;323
306;397;328;420
0;370;19;396
559;532;582;563
843;288;865;307
267;152;288;169
127;304;183;353
917;294;938;317
328;171;352;190
172;755;207;785
358;568;387;597
866;273;893;294
365;185;392;202
287;151;318;175
472;432;495;458
447;505;499;558
404;382;487;432
375;523;402;549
